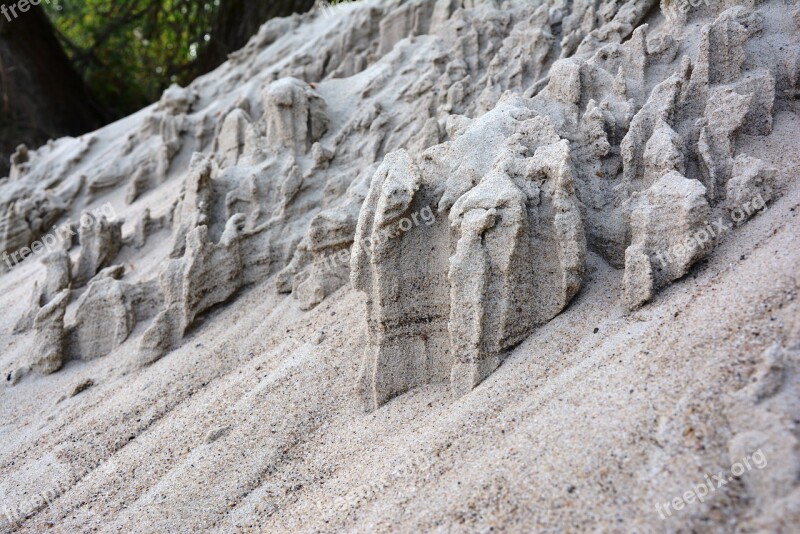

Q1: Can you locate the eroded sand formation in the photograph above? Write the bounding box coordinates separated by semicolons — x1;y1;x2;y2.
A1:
1;1;799;531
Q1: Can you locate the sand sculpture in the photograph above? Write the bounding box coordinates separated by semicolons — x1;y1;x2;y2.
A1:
0;0;793;404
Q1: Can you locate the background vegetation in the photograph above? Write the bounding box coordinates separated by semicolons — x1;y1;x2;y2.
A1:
0;0;320;176
45;0;221;118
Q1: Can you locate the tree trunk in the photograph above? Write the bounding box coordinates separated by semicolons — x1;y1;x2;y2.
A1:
195;0;317;75
0;5;106;177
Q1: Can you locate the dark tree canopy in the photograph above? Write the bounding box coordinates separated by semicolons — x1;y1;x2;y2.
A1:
44;0;317;119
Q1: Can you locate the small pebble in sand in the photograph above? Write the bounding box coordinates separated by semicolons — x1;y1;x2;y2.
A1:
311;331;326;345
71;378;95;397
205;426;231;444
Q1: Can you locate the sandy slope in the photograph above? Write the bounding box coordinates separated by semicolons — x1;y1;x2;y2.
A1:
1;0;799;532
2;157;798;533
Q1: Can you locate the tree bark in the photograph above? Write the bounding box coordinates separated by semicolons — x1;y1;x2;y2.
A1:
0;5;106;176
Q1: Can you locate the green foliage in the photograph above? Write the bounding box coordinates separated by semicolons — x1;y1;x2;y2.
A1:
44;0;220;118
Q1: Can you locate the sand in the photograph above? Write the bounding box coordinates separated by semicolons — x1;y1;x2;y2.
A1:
1;0;799;532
